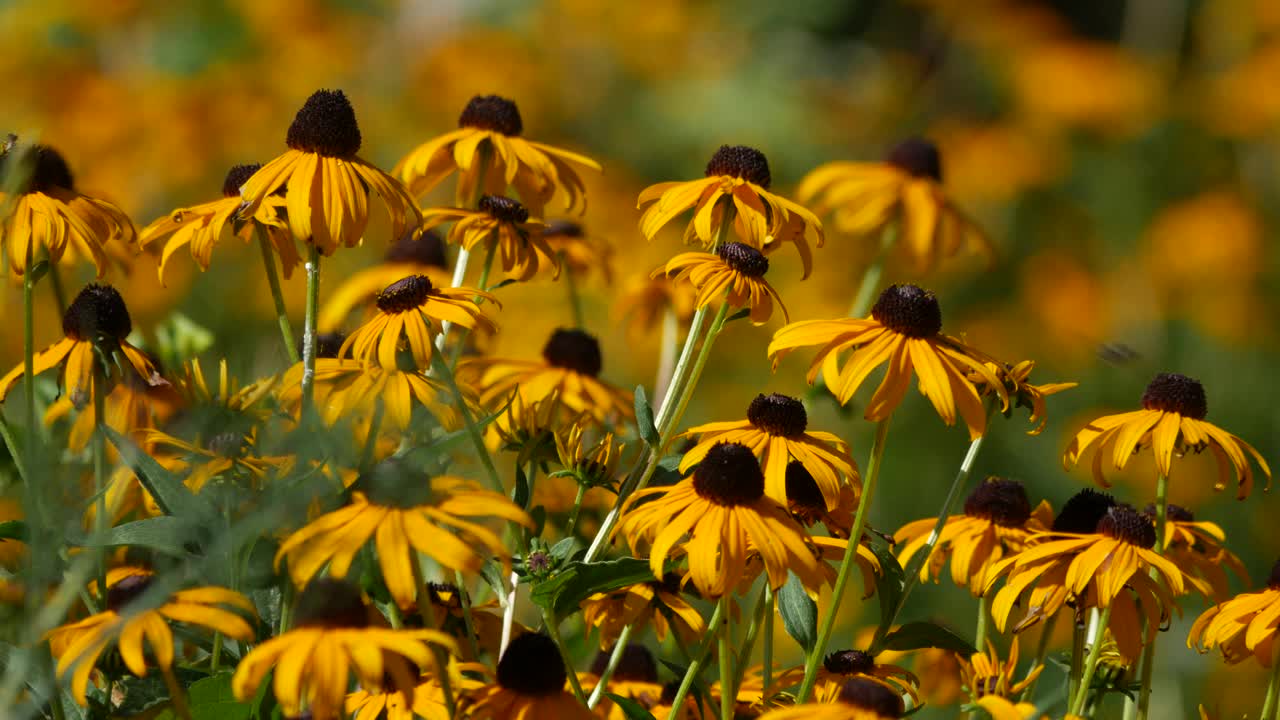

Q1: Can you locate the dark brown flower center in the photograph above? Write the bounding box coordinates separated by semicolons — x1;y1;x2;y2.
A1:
21;145;76;193
963;478;1032;527
426;582;462;609
837;677;905;718
824;649;876;676
206;431;247;459
314;332;347;360
459;95;523;136
590;643;659;683
691;442;766;507
375;275;435;314
871;284;942;337
716;242;769;278
1097;505;1156;549
784;462;826;513
544;219;585;238
479;195;530;224
1052;489;1117;534
1269;559;1280;590
541;328;603;376
1143;503;1194;523
63;284;133;342
292;578;369;629
497;633;567;696
384;229;448;268
704;145;771;188
747;393;807;437
1141;373;1207;420
286;89;362;158
886;137;943;182
356;458;437;509
106;573;153;612
222;164;263;198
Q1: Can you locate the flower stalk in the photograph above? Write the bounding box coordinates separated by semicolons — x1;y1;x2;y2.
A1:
665;599;726;720
1070;606;1113;715
299;244;321;416
587;622;635;709
1132;472;1170;720
256;227;300;364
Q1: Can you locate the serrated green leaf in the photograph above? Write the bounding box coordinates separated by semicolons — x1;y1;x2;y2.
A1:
777;572;818;652
529;557;654;619
76;516;196;557
634;385;659;447
606;693;658;720
104;425;212;520
0;519;27;541
880;621;976;656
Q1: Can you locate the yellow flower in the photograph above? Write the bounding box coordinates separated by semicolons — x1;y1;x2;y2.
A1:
1151;504;1247;603
459;328;633;427
0;284;162;408
580;644;667;720
1063;372;1271;498
346;663;484;720
638;144;823;277
971;360;1076;435
784;461;859;538
654;242;788;324
232;578;456;720
959;638;1041;703
895;478;1052;597
464;632;597;720
275;466;532;609
142;427;294;496
768;284;1008;439
613;272;697;340
394;94;600;213
339;274;496;372
277;357;466;432
544;219;613;283
47;570;255;705
44;369;180;453
796;138;991;274
140;163;298;283
618;442;825;599
318;230;451;332
814;650;920;706
0;143;135;277
678;393;857;511
552;423;625;491
421;195;559;281
580;575;706;650
756;677;906;719
1189;559;1280;667
237;89;421;256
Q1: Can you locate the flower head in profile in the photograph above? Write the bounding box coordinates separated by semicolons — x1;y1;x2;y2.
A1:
678;392;857;512
421;195;559;281
1147;503;1247;603
1189;558;1280;666
618;442;825;599
959;639;1042;713
895;478;1052;596
654;241;788;324
464;632;597;719
141;163;298;283
46;570;255;705
757;677;907;719
972;360;1076;435
797;137;991;274
0;284;163;408
814;649;919;706
769;284;1008;439
580;574;706;650
1065;372;1271;498
544;219;614;283
784;461;858;538
638;144;824;277
552;423;625;492
232;578;457;720
395;94;600;213
237;89;422;255
0;142;135;277
319;229;451;332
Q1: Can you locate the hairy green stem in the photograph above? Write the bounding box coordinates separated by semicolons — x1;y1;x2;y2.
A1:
975;595;989;652
299;244;321;416
1070;606;1112;715
763;586;774;693
92;376;108;600
730;583;770;705
1018;612;1058;702
665;599;726;720
719;596;734;720
587;623;635;709
1260;645;1280;720
257;228;300;364
541;606;589;707
446;245;497;370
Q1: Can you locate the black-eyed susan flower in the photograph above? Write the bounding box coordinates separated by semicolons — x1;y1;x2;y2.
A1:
142;427;294;496
796;137;991;274
464;632;597;720
973;360;1077;435
987;501;1190;661
814;649;920;706
582;644;666;720
580;574;706;650
0;143;135;277
551;423;624;492
895;478;1052;597
275;462;532;609
232;578;456;720
1064;372;1271;498
44;366;180;453
769;284;1008;439
491;391;563;466
46;569;255;705
1189;559;1280;666
959;638;1041;707
339;274;496;371
140;163;298;283
346;663;485;720
618;442;825;599
638;145;823;277
1147;504;1247;602
422;195;559;281
544;219;614;283
785;461;858;538
459;328;633;427
655;241;788;324
419;583;508;660
0;284;162;408
394;94;600;213
757;677;906;719
277;356;465;432
679;392;857;512
319;229;452;332
237;89;421;256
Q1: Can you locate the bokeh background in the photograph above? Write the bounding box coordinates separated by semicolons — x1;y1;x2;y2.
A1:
3;0;1279;716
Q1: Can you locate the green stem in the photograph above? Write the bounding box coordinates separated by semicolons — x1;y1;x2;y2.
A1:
430;354;504;494
1069;619;1085;705
564;484;587;538
587;623;635;709
1018;612;1058;702
665;599;726;720
719;596;733;720
654;306;709;430
1260;646;1280;720
452;570;483;662
1070;606;1112;715
92;375;107;600
763;586;774;694
414;557;457;717
1133;472;1169;720
975;595;989;652
211;632;223;672
660;299;732;440
435;147;491;353
358;401;385;473
446;245;497;370
560;251;586;329
541;606;589;707
300;244;321;416
730;583;770;704
23;244;35;464
796;417;892;702
257;228;300;364
653;308;678;407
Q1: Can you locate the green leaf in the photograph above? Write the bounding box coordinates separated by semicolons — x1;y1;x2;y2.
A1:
529;557;654;620
0;520;27;541
868;542;905;652
880;621;976;656
77;517;196;557
513;465;531;510
606;693;658;720
154;672;251;720
634;385;659;447
777;572;818;652
725;307;752;323
548;536;582;563
103;425;213;520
